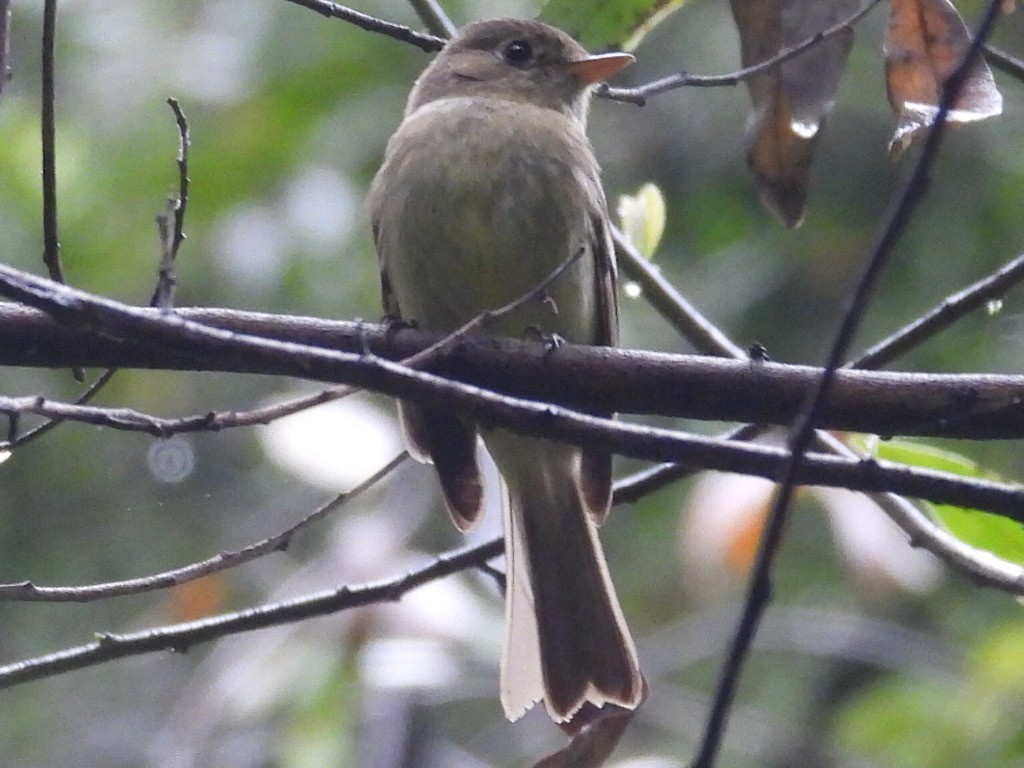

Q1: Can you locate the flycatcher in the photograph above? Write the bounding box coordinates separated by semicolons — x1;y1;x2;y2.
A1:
368;17;641;724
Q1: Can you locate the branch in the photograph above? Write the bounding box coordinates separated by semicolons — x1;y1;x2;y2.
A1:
281;0;443;52
40;0;66;287
985;43;1024;84
150;98;190;310
0;536;504;689
4;368;117;449
602;0;884;105
0;0;10;101
4;383;1020;518
816;431;1024;594
5;299;1024;439
0;452;408;602
406;0;455;38
853;251;1024;370
613;227;745;358
2;274;1024;519
691;3;1007;765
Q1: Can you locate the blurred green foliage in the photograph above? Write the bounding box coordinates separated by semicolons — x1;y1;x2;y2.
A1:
835;623;1024;768
1;1;1024;767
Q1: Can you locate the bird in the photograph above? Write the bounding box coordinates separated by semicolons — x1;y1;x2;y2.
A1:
368;17;642;725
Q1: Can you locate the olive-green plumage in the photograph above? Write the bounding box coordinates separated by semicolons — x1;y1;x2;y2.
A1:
368;18;641;723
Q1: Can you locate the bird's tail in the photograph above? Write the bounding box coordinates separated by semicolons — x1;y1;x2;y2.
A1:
498;454;642;723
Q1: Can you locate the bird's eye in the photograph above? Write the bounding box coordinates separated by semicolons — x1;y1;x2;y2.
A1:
502;39;533;66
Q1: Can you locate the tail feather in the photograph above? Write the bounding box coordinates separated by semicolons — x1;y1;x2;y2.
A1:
500;461;642;723
579;448;613;523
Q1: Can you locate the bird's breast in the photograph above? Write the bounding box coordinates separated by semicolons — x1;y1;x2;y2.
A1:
375;98;600;341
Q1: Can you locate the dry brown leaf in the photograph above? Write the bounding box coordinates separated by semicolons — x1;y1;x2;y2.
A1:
731;0;860;228
885;0;1003;156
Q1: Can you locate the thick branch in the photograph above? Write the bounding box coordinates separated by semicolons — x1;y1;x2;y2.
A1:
3;301;1024;440
0;273;1022;519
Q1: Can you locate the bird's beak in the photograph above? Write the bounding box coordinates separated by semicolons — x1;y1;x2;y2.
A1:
564;52;635;86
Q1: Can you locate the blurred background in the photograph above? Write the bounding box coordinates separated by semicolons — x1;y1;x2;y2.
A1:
1;0;1024;766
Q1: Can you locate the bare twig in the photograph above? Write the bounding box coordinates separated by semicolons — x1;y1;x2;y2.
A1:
6;98;195;451
40;0;65;286
985;43;1024;83
151;98;190;310
167;249;588;430
613;227;745;358
2;445;1022;690
25;244;585;451
40;0;81;383
622;246;1024;503
401;246;588;370
612;425;760;504
1;387;1023;516
816;431;1024;594
281;0;443;52
406;0;456;38
0;452;408;602
602;0;884;105
0;0;11;100
0;535;504;689
625;248;1024;545
167;99;189;260
0;369;117;451
853;251;1024;370
691;4;1007;766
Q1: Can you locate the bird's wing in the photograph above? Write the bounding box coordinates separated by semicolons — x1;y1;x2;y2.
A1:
578;208;619;524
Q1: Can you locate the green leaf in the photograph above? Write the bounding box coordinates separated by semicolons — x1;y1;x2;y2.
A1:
854;437;1024;564
538;0;689;51
932;502;1024;565
617;182;667;259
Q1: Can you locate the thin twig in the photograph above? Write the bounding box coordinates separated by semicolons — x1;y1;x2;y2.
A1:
0;535;504;689
853;251;1024;370
151;98;190;310
168;99;189;260
0;369;117;451
602;0;884;105
623;248;1024;510
625;248;1024;502
7;102;195;449
0;0;11;100
40;0;64;286
2;446;1022;690
690;4;1006;766
6;388;1022;514
0;247;589;449
0;452;408;602
985;43;1024;83
816;431;1024;594
40;0;81;382
406;0;456;38
281;0;443;51
612;425;760;504
613;227;745;358
401;246;588;370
